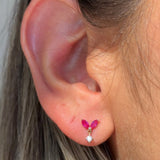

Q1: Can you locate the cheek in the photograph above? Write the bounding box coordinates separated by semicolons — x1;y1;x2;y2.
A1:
141;1;160;76
104;66;139;152
102;64;139;132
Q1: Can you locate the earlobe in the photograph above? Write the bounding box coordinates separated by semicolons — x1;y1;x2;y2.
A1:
20;0;114;146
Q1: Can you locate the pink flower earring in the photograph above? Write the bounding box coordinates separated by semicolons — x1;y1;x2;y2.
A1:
82;119;99;143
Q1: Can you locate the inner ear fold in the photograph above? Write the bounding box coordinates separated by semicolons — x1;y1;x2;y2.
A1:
23;0;100;92
52;35;101;92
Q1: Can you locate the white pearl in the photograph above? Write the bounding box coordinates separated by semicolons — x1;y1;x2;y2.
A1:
86;136;93;143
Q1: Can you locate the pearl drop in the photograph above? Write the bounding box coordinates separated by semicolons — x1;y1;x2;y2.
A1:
86;136;93;143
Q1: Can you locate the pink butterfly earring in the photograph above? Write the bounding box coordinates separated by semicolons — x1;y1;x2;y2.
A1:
82;119;99;143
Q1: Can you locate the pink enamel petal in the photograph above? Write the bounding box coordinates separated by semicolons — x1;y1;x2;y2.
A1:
82;120;89;129
91;120;98;130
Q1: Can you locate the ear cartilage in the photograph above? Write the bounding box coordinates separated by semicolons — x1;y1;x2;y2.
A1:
82;120;98;143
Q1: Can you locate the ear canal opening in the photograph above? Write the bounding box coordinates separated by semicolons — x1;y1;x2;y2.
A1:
86;79;101;92
57;35;101;93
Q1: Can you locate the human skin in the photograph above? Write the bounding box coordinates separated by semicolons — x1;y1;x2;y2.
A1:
107;0;160;159
77;0;160;159
20;0;160;159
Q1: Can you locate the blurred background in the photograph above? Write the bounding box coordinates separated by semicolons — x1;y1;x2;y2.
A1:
0;0;16;86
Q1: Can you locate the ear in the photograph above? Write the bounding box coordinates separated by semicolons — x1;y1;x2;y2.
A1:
20;0;114;146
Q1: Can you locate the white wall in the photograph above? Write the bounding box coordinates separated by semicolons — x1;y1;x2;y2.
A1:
0;0;16;83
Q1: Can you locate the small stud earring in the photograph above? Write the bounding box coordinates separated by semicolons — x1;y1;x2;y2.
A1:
82;119;99;143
